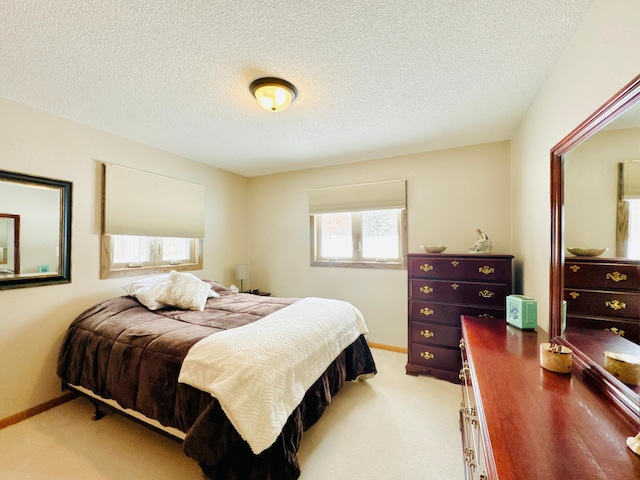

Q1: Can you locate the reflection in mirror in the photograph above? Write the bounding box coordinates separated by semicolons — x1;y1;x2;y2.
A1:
564;102;640;259
0;213;20;274
0;170;72;289
618;160;640;257
550;74;640;425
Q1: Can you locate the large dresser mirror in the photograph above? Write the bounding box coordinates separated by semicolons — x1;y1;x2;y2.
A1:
549;74;640;425
0;170;72;289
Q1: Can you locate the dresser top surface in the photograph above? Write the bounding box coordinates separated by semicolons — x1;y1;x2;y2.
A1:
407;253;514;259
461;316;640;479
565;257;640;266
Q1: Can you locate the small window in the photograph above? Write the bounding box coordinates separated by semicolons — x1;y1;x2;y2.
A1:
311;209;406;268
626;199;640;259
617;161;640;259
101;235;203;278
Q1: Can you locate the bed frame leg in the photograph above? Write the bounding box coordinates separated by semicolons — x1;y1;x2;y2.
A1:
91;401;105;421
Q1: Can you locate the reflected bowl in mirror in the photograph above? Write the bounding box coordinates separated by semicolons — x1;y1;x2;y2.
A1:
566;247;608;257
420;245;447;253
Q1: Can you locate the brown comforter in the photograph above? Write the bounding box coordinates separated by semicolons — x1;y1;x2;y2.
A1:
57;282;377;479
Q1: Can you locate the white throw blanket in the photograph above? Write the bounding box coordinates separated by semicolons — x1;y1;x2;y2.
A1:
178;297;370;454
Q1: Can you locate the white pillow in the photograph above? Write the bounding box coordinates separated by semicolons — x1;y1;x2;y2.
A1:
155;270;213;311
121;274;170;310
121;272;218;311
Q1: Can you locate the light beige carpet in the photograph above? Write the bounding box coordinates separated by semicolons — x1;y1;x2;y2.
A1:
0;348;464;480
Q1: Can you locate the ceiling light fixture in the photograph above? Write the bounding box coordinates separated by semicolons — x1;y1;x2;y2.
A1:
250;77;297;112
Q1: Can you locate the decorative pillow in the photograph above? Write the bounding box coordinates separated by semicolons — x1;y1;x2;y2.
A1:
156;270;213;311
122;272;218;311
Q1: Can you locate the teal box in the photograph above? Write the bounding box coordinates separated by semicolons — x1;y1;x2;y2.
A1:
506;295;537;329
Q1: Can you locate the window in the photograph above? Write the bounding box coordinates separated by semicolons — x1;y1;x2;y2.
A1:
626;199;640;259
102;235;203;278
617;161;640;259
312;209;405;267
101;164;205;278
309;180;407;269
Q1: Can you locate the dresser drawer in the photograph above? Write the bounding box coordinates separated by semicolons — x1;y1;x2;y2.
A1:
564;289;640;320
409;300;504;326
565;261;640;291
408;256;511;282
410;321;461;348
411;279;507;307
408;343;461;373
566;315;639;340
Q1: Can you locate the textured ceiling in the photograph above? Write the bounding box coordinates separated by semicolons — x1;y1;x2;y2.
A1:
0;1;592;177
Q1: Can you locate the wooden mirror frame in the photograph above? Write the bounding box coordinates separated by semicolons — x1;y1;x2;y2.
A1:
0;170;72;290
549;74;640;425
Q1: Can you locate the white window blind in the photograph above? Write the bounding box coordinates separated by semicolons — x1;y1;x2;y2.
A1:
103;164;205;238
622;160;640;200
309;180;406;214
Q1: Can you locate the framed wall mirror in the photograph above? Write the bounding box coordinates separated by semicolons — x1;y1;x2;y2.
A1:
0;170;72;289
549;74;640;425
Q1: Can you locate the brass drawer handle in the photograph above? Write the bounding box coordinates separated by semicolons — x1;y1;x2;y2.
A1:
464;447;476;468
606;327;625;337
459;338;465;350
420;329;435;338
420;351;434;360
462;406;477;423
451;283;459;290
451;260;459;267
479;266;495;275
570;265;580;272
478;290;495;298
420;307;434;316
478;313;495;318
569;291;580;299
420;285;433;294
419;263;434;272
605;300;626;310
606;271;627;282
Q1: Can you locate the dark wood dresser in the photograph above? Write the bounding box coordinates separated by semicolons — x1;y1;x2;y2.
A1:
405;253;513;382
564;257;640;343
460;315;640;480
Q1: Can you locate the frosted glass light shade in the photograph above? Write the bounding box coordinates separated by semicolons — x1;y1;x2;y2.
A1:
250;77;297;112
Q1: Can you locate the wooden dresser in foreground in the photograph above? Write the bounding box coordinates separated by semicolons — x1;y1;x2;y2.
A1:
564;257;640;342
405;253;513;382
460;315;640;480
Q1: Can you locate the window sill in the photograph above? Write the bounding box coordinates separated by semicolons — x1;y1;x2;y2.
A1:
310;260;404;270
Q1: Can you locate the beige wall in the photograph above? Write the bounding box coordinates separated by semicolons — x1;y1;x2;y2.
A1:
247;142;511;347
0;99;249;420
510;0;640;332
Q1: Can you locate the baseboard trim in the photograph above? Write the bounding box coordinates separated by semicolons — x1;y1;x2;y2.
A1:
0;391;77;430
368;342;407;354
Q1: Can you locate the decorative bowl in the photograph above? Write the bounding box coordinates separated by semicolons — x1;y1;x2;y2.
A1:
566;247;608;257
420;245;447;253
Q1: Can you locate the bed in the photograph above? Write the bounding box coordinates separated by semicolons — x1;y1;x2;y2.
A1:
56;274;377;480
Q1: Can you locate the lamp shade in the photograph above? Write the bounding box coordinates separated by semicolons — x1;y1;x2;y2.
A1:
235;264;249;280
250;77;297;112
